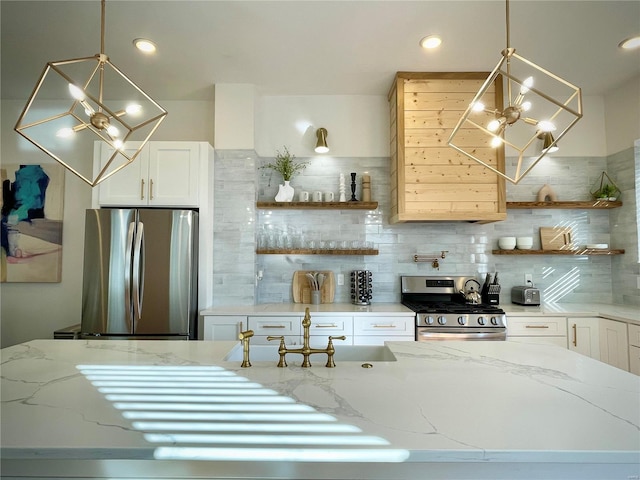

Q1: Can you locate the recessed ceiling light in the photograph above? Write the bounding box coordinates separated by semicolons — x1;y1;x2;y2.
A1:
134;38;157;54
419;35;442;50
618;35;640;50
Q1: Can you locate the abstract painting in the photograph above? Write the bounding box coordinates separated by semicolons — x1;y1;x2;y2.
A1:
1;164;64;282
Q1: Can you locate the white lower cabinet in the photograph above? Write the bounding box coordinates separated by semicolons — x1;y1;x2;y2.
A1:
200;315;246;341
506;316;567;347
353;316;414;345
248;316;302;345
629;324;640;375
567;317;600;360
599;319;629;371
307;316;353;348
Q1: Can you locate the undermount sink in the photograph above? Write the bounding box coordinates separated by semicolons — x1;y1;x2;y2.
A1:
223;343;397;363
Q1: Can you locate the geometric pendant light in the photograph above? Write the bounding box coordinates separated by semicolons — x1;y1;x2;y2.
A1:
448;0;582;185
14;0;167;187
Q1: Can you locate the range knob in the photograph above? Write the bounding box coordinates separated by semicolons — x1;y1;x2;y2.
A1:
477;316;486;326
490;316;500;326
425;316;435;325
437;316;447;325
457;316;467;325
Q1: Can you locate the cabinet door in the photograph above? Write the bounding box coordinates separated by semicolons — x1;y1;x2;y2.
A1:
568;317;600;360
148;142;200;207
97;142;149;206
200;315;245;341
599;319;629;371
353;317;414;336
248;316;302;345
629;345;640;376
507;317;567;337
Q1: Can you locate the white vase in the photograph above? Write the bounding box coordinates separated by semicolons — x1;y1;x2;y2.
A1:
275;180;295;202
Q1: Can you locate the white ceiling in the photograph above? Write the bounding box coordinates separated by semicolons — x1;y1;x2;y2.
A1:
2;1;639;101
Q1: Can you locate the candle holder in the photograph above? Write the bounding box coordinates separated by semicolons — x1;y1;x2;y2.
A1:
350;172;357;201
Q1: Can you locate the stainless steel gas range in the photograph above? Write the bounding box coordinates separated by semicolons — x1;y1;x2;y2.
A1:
401;276;507;341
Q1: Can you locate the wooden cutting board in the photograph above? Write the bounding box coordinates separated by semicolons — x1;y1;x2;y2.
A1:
540;226;575;250
292;271;335;304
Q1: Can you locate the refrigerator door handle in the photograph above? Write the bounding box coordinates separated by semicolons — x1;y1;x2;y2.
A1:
124;222;136;332
132;221;145;331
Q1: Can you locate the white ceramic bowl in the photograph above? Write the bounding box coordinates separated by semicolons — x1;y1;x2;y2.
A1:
498;236;516;250
516;236;533;249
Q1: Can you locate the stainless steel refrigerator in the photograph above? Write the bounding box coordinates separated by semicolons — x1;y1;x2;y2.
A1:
81;208;198;340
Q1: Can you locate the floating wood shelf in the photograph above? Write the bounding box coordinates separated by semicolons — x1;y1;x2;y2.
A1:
492;249;625;256
257;201;378;210
506;201;622;209
257;248;379;256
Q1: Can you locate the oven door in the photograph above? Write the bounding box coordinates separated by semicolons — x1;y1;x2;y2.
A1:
416;327;506;341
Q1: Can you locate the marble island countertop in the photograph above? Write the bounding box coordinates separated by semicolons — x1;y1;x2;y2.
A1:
1;339;639;479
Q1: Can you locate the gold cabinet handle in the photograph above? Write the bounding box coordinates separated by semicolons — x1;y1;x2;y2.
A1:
314;324;338;328
572;323;577;347
373;324;396;328
140;179;145;200
262;325;286;329
525;325;550;329
149;179;154;200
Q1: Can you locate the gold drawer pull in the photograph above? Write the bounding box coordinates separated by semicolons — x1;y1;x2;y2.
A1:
262;325;286;329
315;324;338;328
373;324;396;328
525;325;550;329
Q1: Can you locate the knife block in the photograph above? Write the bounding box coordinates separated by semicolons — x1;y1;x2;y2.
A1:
482;292;500;305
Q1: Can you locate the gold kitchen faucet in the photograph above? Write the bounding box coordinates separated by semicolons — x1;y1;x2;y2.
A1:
268;307;346;367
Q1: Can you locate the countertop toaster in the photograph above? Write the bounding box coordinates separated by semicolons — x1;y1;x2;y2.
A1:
511;286;541;306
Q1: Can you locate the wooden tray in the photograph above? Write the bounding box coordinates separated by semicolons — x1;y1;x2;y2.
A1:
292;271;335;304
540;226;574;250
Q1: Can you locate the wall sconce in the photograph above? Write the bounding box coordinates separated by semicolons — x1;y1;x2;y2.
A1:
14;0;167;187
538;132;559;153
314;128;329;153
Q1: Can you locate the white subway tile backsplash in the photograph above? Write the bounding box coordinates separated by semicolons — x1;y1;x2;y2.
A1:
210;148;638;307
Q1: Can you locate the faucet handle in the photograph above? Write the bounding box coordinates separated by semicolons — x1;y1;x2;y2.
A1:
328;335;346;342
239;329;254;340
267;336;288;368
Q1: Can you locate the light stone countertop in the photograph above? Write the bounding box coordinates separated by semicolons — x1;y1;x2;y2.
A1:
1;339;639;479
201;302;640;325
200;302;414;316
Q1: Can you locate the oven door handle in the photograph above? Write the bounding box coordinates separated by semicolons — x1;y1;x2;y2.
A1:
417;330;506;341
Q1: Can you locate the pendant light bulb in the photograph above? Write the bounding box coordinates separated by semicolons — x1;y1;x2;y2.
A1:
68;84;85;101
490;136;503;148
487;119;501;132
537;120;556;132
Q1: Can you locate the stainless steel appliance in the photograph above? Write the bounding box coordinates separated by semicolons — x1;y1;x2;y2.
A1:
511;285;541;305
401;275;507;341
81;208;198;340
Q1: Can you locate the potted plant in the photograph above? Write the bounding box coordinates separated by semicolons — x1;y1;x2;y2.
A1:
590;171;621;201
594;184;619;201
261;147;308;202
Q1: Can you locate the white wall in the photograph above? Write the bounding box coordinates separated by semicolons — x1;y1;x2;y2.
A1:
254;93;605;159
604;75;640;155
0;98;214;348
255;95;389;158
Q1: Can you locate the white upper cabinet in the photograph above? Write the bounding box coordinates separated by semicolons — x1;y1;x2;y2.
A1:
96;141;201;207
